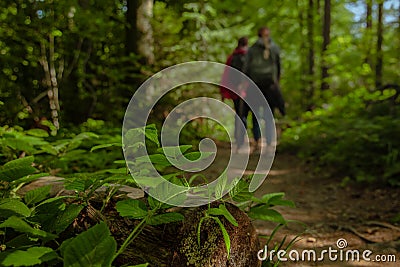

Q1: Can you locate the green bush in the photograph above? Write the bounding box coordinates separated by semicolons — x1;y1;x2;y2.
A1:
280;86;400;185
0;122;296;266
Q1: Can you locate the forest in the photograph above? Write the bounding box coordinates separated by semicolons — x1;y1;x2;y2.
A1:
0;0;399;266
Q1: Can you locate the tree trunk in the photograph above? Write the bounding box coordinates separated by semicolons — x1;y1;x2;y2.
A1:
321;0;331;91
307;0;315;107
126;0;155;65
364;0;373;68
316;0;321;14
39;35;61;132
297;0;308;110
366;1;373;29
375;1;384;88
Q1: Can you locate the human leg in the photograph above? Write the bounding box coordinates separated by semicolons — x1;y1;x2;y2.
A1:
235;99;249;149
251;110;261;143
263;106;275;146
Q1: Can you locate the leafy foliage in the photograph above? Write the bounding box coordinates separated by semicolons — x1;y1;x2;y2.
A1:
60;222;117;267
0;247;56;267
0;0;398;265
0;123;296;266
280;86;400;185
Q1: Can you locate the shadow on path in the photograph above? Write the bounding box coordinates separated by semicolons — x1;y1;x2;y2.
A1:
253;152;400;267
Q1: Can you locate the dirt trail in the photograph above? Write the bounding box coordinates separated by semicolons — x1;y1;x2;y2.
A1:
207;143;400;266
254;152;400;266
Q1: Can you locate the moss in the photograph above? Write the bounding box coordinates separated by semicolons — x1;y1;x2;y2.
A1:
179;217;222;267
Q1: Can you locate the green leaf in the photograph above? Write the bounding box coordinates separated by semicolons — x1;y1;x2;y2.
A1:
253;192;295;207
127;264;149;267
148;154;172;166
24;185;51;206
260;192;285;203
147;212;184;225
25;128;49;137
12;173;49;187
269;199;296;208
0;156;37;182
30;199;77;234
215;170;227;200
207;204;238;227
211;216;231;259
64;179;86;192
229;179;253;202
38;144;58;155
0;216;56;240
52;29;63;37
148;179;188;206
116;199;148;219
36;195;72;207
135;154;168;166
61;222;117;267
73;132;99;141
124;128;143;142
157;145;193;155
97;168;127;174
184;151;214;161
252;192;290;206
64;177;95;192
0;247;54;267
3;138;37;154
54;204;83;234
145;124;160;147
247;206;287;224
90;143;122;152
197;217;206;247
6;234;36;248
113;160;128;164
0;199;31;218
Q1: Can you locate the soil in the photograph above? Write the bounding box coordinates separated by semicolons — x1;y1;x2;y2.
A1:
203;141;400;267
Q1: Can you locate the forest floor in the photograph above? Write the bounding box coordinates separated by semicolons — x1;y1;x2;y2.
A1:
206;141;400;267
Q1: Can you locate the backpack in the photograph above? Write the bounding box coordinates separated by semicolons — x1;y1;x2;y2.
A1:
229;53;246;71
246;41;279;84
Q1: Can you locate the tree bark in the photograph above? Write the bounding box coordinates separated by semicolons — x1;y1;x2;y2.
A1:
366;0;373;29
307;0;315;105
297;0;308;110
126;0;155;65
364;0;373;68
321;0;331;91
375;1;384;88
39;35;60;132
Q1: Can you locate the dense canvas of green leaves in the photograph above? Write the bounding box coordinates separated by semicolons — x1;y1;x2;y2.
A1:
0;0;399;265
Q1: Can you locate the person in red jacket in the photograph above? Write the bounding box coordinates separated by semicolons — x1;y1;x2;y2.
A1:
220;37;248;109
220;37;257;152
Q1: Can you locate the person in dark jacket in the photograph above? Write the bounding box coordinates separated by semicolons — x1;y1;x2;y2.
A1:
242;26;285;148
221;37;260;151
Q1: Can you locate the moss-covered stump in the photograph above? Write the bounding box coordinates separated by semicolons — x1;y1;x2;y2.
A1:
171;202;260;267
109;202;260;267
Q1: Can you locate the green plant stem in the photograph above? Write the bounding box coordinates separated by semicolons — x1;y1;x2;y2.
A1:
112;217;147;262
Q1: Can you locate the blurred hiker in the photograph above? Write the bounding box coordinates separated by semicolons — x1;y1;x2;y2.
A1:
243;26;285;148
220;37;254;150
